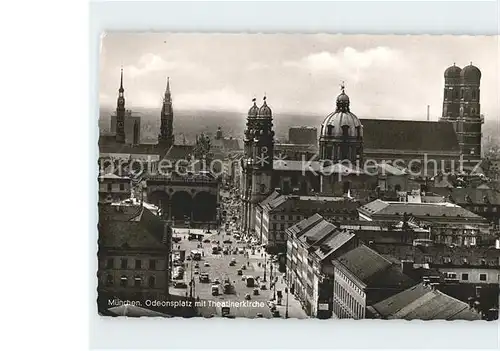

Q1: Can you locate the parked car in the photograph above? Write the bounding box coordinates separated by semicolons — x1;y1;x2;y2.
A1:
204;262;210;267
237;269;243;276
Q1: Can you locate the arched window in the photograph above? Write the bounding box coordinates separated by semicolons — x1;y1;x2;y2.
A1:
259;184;266;194
327;125;333;136
120;275;128;287
356;126;361;139
471;108;475;115
148;276;156;288
134;275;142;287
461;89;464;99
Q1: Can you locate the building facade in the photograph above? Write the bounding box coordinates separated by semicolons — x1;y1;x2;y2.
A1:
332;245;415;319
97;204;171;313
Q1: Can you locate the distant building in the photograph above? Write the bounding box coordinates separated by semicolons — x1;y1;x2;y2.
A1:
332;244;415;319
98;173;131;203
286;214;357;318
370;242;500;285
358;199;492;246
97;204;171;313
430;187;500;227
255;191;360;250
289;126;318;146
369;283;482;320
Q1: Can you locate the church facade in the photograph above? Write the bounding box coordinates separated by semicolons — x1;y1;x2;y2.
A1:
240;64;484;246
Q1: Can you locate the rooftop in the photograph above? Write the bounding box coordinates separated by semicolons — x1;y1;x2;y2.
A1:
371;283;481;320
360;199;485;219
431;187;500;206
361;119;460;153
334;245;415;289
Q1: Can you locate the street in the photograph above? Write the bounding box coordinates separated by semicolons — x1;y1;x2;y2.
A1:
169;227;307;319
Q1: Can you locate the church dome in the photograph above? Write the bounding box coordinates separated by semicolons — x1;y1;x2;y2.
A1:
248;98;259;118
258;96;272;118
461;63;481;82
320;86;362;138
444;64;461;78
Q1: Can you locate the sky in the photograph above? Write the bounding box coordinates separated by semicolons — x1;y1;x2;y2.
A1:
100;33;499;121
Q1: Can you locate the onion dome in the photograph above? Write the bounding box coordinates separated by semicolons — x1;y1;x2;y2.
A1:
444;63;461;78
320;84;362;138
248;98;259;118
461;62;481;82
258;96;272;118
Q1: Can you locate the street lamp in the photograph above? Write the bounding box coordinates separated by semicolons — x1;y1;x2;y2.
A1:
285;287;289;319
263;253;267;282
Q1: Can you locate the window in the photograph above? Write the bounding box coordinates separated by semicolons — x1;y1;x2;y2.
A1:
106;258;114;269
443;257;451;264
479;273;487;281
106;274;113;286
461;273;469;281
149;259;156;270
342;125;349;137
121;259;127;269
148;276;156;288
281;215;285;220
472;90;477;100
120;275;128;287
134;276;142;287
327;125;333;136
135;259;141;269
119;183;125;191
447;272;457;279
424;256;432;263
107;183;112;192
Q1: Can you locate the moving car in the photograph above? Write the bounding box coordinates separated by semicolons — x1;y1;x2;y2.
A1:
246;276;255;288
204;262;210;267
211;285;220;296
237;269;243;276
194;263;200;269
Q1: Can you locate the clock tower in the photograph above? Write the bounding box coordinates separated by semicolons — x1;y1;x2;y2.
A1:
115;68;126;143
158;77;175;148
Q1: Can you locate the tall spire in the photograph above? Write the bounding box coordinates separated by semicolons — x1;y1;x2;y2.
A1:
119;66;124;93
164;76;171;102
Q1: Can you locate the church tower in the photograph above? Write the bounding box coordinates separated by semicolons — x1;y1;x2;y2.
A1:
458;63;482;159
240;96;275;236
250;96;275;203
440;63;483;159
158;77;175;149
115;68;126;143
241;98;260;235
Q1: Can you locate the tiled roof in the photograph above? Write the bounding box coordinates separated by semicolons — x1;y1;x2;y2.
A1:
431;187;500;206
370;243;500;268
371;283;481;320
336;245;392;282
361;119;460;152
298;220;336;248
272;160;363;174
259;191;281;208
98;206;167;249
266;195;360;212
360;200;485;219
313;229;355;261
286;213;324;239
335;245;415;288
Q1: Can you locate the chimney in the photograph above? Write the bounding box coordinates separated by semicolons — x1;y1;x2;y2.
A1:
401;260;414;275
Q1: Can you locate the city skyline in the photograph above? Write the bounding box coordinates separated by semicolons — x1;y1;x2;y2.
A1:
100;33;499;121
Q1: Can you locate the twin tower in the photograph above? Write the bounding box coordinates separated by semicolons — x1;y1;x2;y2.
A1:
440;63;483;159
